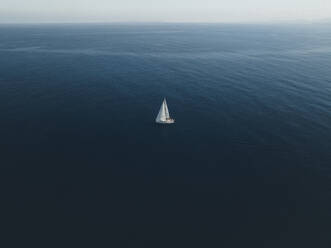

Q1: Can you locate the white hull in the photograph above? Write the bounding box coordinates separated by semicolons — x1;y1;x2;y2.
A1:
156;119;175;124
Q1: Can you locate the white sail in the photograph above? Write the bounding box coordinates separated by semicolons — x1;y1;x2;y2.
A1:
164;99;170;119
156;99;167;122
155;98;175;124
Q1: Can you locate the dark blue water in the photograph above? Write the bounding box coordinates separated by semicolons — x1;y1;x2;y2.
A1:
1;23;331;247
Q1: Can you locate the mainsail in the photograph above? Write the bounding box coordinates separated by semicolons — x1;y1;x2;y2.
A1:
164;99;170;119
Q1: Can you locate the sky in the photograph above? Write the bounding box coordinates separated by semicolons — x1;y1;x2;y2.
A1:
0;0;330;23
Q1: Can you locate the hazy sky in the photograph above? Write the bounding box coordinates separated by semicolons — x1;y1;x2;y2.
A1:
0;0;330;23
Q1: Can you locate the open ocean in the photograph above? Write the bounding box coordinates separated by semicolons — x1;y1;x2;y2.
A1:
1;23;331;247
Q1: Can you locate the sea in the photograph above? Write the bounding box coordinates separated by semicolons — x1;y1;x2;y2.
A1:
0;23;331;247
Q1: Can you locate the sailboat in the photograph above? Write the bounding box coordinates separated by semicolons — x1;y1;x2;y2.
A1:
155;98;175;124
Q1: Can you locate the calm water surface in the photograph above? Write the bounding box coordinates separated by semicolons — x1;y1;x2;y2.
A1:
0;23;331;247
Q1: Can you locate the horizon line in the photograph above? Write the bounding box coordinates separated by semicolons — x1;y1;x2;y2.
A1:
0;19;330;25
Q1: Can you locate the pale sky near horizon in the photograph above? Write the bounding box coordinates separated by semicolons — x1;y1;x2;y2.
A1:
0;0;330;23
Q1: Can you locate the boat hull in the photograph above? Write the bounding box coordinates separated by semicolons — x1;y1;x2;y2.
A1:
156;119;175;124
